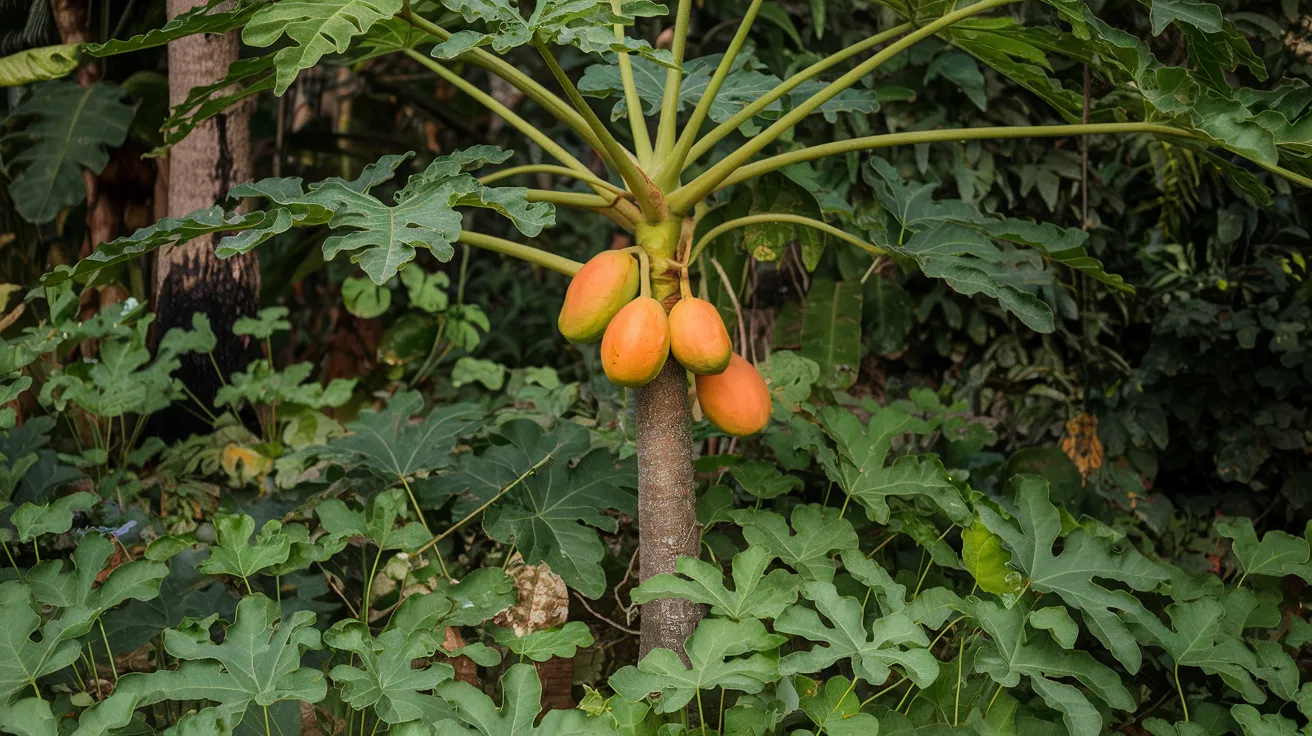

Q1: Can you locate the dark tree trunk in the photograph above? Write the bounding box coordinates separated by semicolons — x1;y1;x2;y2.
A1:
154;0;260;429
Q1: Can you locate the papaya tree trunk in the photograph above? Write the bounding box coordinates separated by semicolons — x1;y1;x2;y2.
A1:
635;219;701;662
155;0;260;423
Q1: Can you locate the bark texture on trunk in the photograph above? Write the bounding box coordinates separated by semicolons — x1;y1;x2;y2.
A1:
156;0;260;423
635;356;701;663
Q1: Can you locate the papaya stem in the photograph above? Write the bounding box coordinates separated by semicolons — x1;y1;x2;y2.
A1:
689;213;887;265
456;231;582;276
653;0;693;162
479;165;628;197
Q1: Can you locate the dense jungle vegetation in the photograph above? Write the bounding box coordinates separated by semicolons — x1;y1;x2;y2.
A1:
0;0;1311;734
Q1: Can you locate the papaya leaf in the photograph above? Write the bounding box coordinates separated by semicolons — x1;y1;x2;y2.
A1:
976;475;1170;674
479;421;638;598
491;621;594;662
436;663;613;734
984;219;1133;293
729;460;803;500
630;547;800;622
1216;518;1312;583
2;81;133;224
609;618;785;713
196;514;294;583
315;488;430;552
968;597;1133;736
215;361;357;413
323;390;481;481
158;55;276;152
814;404;971;525
0;698;55;736
1029;606;1080;649
0;582;85;701
961;524;1026;603
1154;597;1283;703
797;676;882;736
243;0;405;95
0;44;80;86
85;0;271;56
775;581;940;688
431;0;674;67
729;504;858;582
325;620;456;724
27;534;168;627
87;595;327;729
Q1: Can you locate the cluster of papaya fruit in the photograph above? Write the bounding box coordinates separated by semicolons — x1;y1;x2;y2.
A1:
557;250;771;436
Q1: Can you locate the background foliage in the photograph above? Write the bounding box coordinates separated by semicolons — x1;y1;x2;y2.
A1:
1;0;1311;734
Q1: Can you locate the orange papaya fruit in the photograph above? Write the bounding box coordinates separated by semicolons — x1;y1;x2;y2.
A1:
601;297;670;388
668;297;732;375
695;353;771;436
557;251;640;343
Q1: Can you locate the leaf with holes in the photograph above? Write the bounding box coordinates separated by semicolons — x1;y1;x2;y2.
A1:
2;81;133;224
977;475;1170;673
776;581;940;687
0;582;86;701
630;547;800;622
609;618;785;713
0;44;80;86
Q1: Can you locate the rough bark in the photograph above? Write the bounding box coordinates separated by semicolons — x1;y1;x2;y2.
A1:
635;356;701;663
155;0;260;425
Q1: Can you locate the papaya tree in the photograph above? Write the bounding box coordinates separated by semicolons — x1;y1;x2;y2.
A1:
4;0;1311;662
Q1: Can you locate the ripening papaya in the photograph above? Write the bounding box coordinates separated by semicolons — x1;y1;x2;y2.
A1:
668;297;732;375
695;353;771;436
601;297;670;388
557;250;640;343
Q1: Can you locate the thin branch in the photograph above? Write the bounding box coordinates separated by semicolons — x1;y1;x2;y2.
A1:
658;0;765;188
533;36;665;222
479;164;628;196
705;123;1210;193
669;0;1023;213
690;213;887;265
457;231;583;276
653;0;693;160
684;22;912;168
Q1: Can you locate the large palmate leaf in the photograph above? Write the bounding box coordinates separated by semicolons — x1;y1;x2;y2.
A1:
984;218;1133;293
775;581;940;687
436;664;614;734
325;620;455;724
86;595;326;730
1154;597;1290;704
100;549;238;655
27;534;168;629
729;504;858;582
968;597;1132;736
10;491;98;542
315;488;430;552
220;148;553;283
815;404;970;524
839;552;961;629
492;621;594;662
431;0;673;67
243;0;405;94
609;618;785;713
1;81;134;223
1216;518;1312;584
324;390;481;482
476;421;638;598
977;475;1170;673
196;514;294;584
631;547;800;622
0;582;84;701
